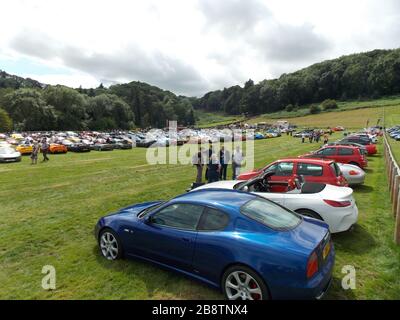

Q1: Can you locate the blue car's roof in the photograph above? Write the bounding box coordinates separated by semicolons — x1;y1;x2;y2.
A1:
172;189;256;213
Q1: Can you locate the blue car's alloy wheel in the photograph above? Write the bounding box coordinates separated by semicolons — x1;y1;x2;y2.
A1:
223;266;268;300
100;230;122;260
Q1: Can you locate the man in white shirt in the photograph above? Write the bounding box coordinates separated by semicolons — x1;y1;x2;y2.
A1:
232;146;243;180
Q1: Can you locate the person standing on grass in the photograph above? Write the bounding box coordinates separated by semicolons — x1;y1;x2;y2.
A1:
41;138;50;162
232;146;243;180
315;131;321;143
323;133;329;145
30;141;40;165
219;146;230;181
205;142;214;181
207;154;220;183
192;148;204;184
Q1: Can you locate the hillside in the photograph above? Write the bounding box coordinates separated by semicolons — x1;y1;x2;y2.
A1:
194;49;400;116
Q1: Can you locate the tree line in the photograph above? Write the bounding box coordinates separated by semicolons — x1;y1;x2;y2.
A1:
193;49;400;115
1;48;400;131
0;77;196;131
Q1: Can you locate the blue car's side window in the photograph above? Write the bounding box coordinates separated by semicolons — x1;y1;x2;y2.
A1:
151;203;204;230
198;208;229;231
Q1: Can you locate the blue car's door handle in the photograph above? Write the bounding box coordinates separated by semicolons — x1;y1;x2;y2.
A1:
181;237;191;243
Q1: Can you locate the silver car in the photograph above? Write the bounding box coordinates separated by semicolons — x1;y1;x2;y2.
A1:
338;163;365;186
0;147;22;163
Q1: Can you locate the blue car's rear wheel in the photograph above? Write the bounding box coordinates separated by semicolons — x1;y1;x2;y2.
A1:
222;266;268;300
99;229;123;261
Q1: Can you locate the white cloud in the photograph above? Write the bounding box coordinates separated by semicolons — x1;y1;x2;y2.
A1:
1;0;400;96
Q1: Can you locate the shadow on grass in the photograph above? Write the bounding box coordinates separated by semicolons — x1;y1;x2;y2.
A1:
323;276;356;300
352;185;374;193
364;168;374;174
92;245;221;299
332;224;376;255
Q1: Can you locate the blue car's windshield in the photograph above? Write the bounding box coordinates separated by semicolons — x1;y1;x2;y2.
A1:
138;202;165;218
241;198;301;230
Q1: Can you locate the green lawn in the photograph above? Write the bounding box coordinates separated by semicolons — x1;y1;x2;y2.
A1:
195;110;244;128
1;128;399;299
250;95;400;122
194;96;400;130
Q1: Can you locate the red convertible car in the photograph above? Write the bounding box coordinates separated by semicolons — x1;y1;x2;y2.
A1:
237;158;348;191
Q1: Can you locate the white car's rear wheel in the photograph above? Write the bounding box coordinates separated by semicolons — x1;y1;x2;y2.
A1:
296;209;323;220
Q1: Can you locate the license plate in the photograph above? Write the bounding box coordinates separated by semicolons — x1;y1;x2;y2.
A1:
323;242;331;260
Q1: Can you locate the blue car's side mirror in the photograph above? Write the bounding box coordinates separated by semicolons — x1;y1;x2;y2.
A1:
144;216;154;225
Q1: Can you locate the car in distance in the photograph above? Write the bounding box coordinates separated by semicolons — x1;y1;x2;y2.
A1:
0;147;22;163
301;145;368;169
113;142;133;150
95;189;334;300
16;144;33;155
293;130;314;138
237;158;348;189
68;143;91;153
194;173;358;234
49;143;68;154
91;143;114;151
338;136;377;155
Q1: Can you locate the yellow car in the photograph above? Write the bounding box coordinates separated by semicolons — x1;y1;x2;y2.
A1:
16;144;33;155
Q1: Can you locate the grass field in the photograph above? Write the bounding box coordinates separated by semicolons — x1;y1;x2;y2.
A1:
1;115;400;299
195;96;400;130
250;96;400;122
195;111;244;128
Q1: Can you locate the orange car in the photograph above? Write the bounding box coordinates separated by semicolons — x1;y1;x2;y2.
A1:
49;144;68;154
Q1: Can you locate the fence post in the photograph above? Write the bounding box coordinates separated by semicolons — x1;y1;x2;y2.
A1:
389;162;395;193
396;191;400;219
395;210;400;245
392;175;400;208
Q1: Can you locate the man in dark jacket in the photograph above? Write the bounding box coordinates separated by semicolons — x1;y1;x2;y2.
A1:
219;146;230;180
207;154;220;183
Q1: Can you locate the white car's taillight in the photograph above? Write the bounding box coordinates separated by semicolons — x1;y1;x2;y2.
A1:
323;199;351;207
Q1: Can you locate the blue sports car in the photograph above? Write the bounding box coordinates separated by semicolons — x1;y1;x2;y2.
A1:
94;189;334;300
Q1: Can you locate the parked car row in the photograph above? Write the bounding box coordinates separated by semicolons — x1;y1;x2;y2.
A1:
0;127;283;154
387;126;400;140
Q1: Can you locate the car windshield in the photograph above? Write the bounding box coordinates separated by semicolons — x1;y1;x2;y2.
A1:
138;202;165;218
233;181;247;190
330;162;341;177
241;198;301;230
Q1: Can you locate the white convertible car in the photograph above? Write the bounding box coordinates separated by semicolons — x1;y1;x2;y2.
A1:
193;172;358;233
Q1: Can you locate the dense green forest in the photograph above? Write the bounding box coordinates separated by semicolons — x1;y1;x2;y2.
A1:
1;48;400;131
0;73;196;131
194;49;400;115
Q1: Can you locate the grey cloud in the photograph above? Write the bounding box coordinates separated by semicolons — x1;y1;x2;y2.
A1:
198;0;272;34
253;23;331;63
10;31;209;96
199;0;330;70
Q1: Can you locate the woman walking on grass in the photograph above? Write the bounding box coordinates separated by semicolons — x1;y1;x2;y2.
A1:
31;142;40;165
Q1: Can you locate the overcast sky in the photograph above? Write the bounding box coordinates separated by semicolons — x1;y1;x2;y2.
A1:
1;0;400;96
